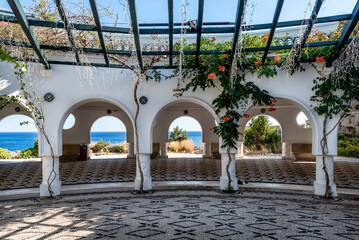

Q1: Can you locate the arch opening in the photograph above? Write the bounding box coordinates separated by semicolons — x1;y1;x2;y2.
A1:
0;115;38;159
90;116;128;156
60;100;134;162
167;116;203;158
243;115;282;156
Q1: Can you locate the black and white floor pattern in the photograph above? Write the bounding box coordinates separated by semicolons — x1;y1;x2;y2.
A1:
0;190;358;239
0;158;358;190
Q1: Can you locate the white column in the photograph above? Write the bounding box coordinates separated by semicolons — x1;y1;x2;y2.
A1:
40;156;62;197
314;155;337;196
135;154;152;191
236;142;244;158
159;142;168;158
282;142;292;160
127;142;135;159
202;142;212;158
220;153;238;191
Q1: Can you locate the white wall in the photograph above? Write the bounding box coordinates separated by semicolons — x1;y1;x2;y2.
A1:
0;61;338;156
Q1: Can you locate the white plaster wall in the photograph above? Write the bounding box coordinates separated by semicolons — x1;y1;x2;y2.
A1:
0;61;339;156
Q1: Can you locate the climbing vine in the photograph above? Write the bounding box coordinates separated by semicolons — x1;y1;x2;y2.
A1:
0;45;58;198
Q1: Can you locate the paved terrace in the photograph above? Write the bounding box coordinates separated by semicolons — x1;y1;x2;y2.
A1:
0;155;358;191
0;190;358;239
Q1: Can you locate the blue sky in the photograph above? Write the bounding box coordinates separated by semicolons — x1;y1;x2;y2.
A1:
0;0;356;132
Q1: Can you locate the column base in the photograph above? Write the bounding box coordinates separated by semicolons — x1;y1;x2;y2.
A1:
202;155;213;158
158;155;168;158
314;181;337;197
40;180;62;197
220;177;238;191
127;155;136;159
135;178;152;191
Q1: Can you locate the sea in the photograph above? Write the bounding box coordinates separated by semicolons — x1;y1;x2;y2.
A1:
0;131;203;151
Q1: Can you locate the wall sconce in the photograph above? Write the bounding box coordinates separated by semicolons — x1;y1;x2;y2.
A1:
107;110;112;115
139;96;148;105
260;108;266;114
44;92;55;102
15;107;21;112
184;110;188;115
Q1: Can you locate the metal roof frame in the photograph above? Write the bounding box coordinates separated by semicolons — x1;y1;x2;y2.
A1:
1;0;357;69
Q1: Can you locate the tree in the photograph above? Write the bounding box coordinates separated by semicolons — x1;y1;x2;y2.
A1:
169;126;188;142
244;116;281;152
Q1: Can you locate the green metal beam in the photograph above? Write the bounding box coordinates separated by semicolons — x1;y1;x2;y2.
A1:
294;0;323;63
262;0;284;63
195;0;204;67
337;0;359;52
89;0;109;66
168;0;173;66
128;0;143;70
0;13;351;35
54;0;81;65
229;0;246;66
6;0;50;69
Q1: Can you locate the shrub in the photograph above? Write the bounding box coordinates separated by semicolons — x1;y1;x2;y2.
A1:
168;140;195;153
17;139;38;158
90;140;109;153
0;148;11;159
108;142;128;153
337;133;359;158
169;126;188;142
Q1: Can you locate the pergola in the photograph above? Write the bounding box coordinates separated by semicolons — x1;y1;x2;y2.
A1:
0;0;358;70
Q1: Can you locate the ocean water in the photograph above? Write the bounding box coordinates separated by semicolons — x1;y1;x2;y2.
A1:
0;131;203;151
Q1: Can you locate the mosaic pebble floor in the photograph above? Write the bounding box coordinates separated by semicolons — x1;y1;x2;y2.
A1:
0;190;358;239
0;158;358;190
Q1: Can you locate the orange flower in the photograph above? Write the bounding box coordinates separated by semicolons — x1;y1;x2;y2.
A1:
208;73;217;79
273;60;279;64
210;128;213;131
224;54;229;58
255;61;262;66
212;36;216;41
223;117;230;122
261;36;268;42
272;99;277;103
242;114;250;118
268;107;277;112
267;32;270;35
275;56;280;60
218;66;225;72
316;57;325;63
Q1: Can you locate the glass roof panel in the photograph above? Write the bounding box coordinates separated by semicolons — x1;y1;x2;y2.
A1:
141;34;169;52
33;26;71;46
104;32;133;52
318;0;357;18
173;0;198;24
137;0;168;24
0;0;12;14
202;0;237;23
62;0;95;25
19;0;60;21
278;0;316;22
243;0;277;25
97;0;129;28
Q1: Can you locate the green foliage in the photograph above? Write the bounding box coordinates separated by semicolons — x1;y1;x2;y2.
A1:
91;140;110;153
108;144;125;153
0;148;11;159
311;67;359;119
244;116;282;153
176;37;276;149
17;140;39;158
169;126;188;142
337;133;359;158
